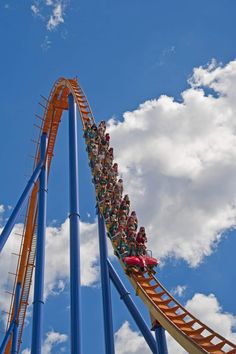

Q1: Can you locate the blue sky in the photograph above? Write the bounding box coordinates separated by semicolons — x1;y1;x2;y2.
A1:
1;1;236;353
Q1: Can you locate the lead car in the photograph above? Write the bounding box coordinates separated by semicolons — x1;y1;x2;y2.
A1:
122;250;159;275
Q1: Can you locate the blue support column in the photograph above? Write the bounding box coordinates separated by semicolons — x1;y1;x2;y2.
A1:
0;160;44;253
0;321;15;354
0;284;21;353
108;260;157;354
97;211;115;354
152;320;168;354
11;282;21;353
68;93;82;354
31;133;48;354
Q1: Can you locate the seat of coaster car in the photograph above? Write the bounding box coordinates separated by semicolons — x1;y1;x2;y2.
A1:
123;255;158;269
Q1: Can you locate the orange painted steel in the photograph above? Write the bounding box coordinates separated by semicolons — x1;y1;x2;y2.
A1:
5;78;94;353
4;78;236;354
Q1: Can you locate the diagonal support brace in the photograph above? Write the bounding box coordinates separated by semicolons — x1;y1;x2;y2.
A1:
0;145;47;253
0;282;21;354
108;260;158;354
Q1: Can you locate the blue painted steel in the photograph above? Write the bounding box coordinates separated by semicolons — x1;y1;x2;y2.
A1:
31;133;48;354
11;282;21;353
97;211;115;354
0;321;15;354
0;283;21;353
0;160;44;253
154;324;168;354
68;93;82;354
108;260;157;354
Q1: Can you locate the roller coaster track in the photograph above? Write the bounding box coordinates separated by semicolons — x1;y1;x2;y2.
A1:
4;78;236;353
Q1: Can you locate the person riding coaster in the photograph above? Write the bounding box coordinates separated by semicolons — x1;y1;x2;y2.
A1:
136;226;147;255
98;120;106;137
129;211;138;230
108;220;118;239
107;211;117;227
111;225;126;248
126;230;136;256
85;121;158;274
119;197;130;216
87;124;98;141
122;226;158;274
101;199;111;219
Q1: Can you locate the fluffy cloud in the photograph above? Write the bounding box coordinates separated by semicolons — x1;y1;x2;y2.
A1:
46;2;64;31
115;321;150;354
114;320;187;354
0;223;24;327
42;330;68;354
22;330;68;354
30;0;67;31
0;204;5;224
114;321;189;354
108;58;236;267
31;4;40;16
171;285;187;297
0;217;101;328
115;293;236;354
45;218;99;296
186;293;236;344
114;321;187;354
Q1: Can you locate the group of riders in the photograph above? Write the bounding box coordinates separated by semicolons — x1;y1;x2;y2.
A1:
84;120;148;257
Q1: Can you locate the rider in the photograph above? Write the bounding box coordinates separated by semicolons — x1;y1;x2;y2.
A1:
136;226;147;256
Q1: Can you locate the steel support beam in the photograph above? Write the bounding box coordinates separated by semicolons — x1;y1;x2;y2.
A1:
108;260;157;353
97;211;115;354
0;284;21;353
0;159;44;253
0;321;15;354
11;282;21;353
31;132;48;354
153;322;168;354
68;93;82;354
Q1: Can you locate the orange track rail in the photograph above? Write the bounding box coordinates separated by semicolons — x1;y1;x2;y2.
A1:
4;78;236;354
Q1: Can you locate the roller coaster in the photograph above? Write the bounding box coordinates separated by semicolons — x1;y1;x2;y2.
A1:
0;78;235;354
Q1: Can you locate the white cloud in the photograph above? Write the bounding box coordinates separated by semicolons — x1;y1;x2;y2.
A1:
107;58;236;267
115;292;236;354
42;330;68;354
30;2;45;20
0;204;5;225
167;333;187;354
0;223;24;327
31;4;40;15
167;292;236;353
114;321;186;354
186;293;236;344
22;330;68;354
171;285;187;297
46;2;64;31
22;349;30;354
44;218;100;296
115;321;150;354
30;0;67;31
0;217;101;328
